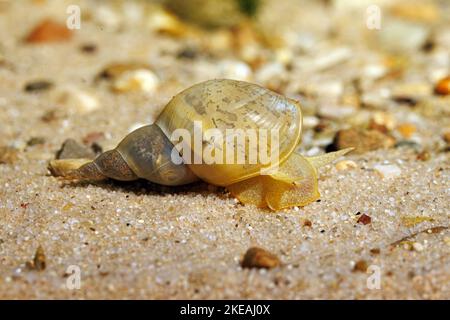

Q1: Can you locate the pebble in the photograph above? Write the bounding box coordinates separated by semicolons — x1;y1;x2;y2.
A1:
26;137;46;147
318;104;356;120
56;139;96;160
353;260;368;272
146;7;187;36
416;150;430;161
412;242;424;252
93;5;121;31
55;87;100;114
335;160;357;171
401;216;434;228
397;123;417;139
25;19;72;43
443;131;450;144
97;62;151;81
434;76;450;95
333;128;396;154
357;214;372;225
378;19;429;52
241;247;280;269
27;246;46;271
24;80;54;92
0;146;19;164
218;60;252;81
255;62;285;85
112;69;159;93
371;112;396;131
80;43;97;54
373;164;402;179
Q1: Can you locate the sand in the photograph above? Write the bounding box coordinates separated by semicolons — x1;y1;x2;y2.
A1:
0;0;449;299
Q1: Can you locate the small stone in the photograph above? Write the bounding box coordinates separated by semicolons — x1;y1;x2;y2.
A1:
302;219;312;227
24;80;54;92
377;19;429;52
25;19;72;43
26;137;46;147
112;69;159;93
370;248;380;255
146;7;188;36
333;128;395;154
241;247;280;269
176;47;198;60
394;140;421;151
371;112;396;131
0;146;19;164
412;242;424;252
28;245;46;271
97;62;151;81
80;43;97;54
353;260;368;272
218;60;252;81
56;139;96;160
443;131;450;144
335;160;357;171
401;216;434;228
416;150;430;161
373;164;402;179
434;76;450;96
397;123;417;139
357;214;372;225
444;237;450;246
318;104;356;120
55;87;99;114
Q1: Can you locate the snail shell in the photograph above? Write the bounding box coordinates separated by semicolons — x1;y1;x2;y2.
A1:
156;79;302;186
56;79;351;210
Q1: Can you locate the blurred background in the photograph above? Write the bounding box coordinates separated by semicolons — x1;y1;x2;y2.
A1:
0;0;449;154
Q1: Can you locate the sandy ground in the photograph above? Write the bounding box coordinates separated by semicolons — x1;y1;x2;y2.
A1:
0;0;449;299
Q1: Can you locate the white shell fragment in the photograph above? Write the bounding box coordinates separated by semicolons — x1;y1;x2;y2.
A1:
373;164;402;179
113;69;159;93
55;87;100;114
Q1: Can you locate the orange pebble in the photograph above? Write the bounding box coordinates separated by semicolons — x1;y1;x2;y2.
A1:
25;19;72;43
434;76;450;96
397;123;416;138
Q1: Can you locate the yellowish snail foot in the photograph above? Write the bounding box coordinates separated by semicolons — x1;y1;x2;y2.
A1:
227;148;354;210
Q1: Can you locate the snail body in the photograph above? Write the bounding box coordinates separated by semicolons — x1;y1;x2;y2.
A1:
54;79;351;210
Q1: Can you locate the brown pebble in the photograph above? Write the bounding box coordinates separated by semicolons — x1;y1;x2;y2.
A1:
28;245;46;271
96;62;151;81
443;131;450;144
241;247;280;269
332;128;395;154
27;137;46;147
368;120;388;134
25;19;72;43
24;80;54;92
302;219;312;227
416;150;430;161
56;139;96;160
41;109;61;122
370;248;380;255
0;146;19;164
80;43;97;54
353;260;368;272
434;76;450;95
357;214;372;225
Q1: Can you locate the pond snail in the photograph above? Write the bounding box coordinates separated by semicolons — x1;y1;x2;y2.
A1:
51;79;351;210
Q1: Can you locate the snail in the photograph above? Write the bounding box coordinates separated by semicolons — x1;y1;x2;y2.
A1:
50;79;351;210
